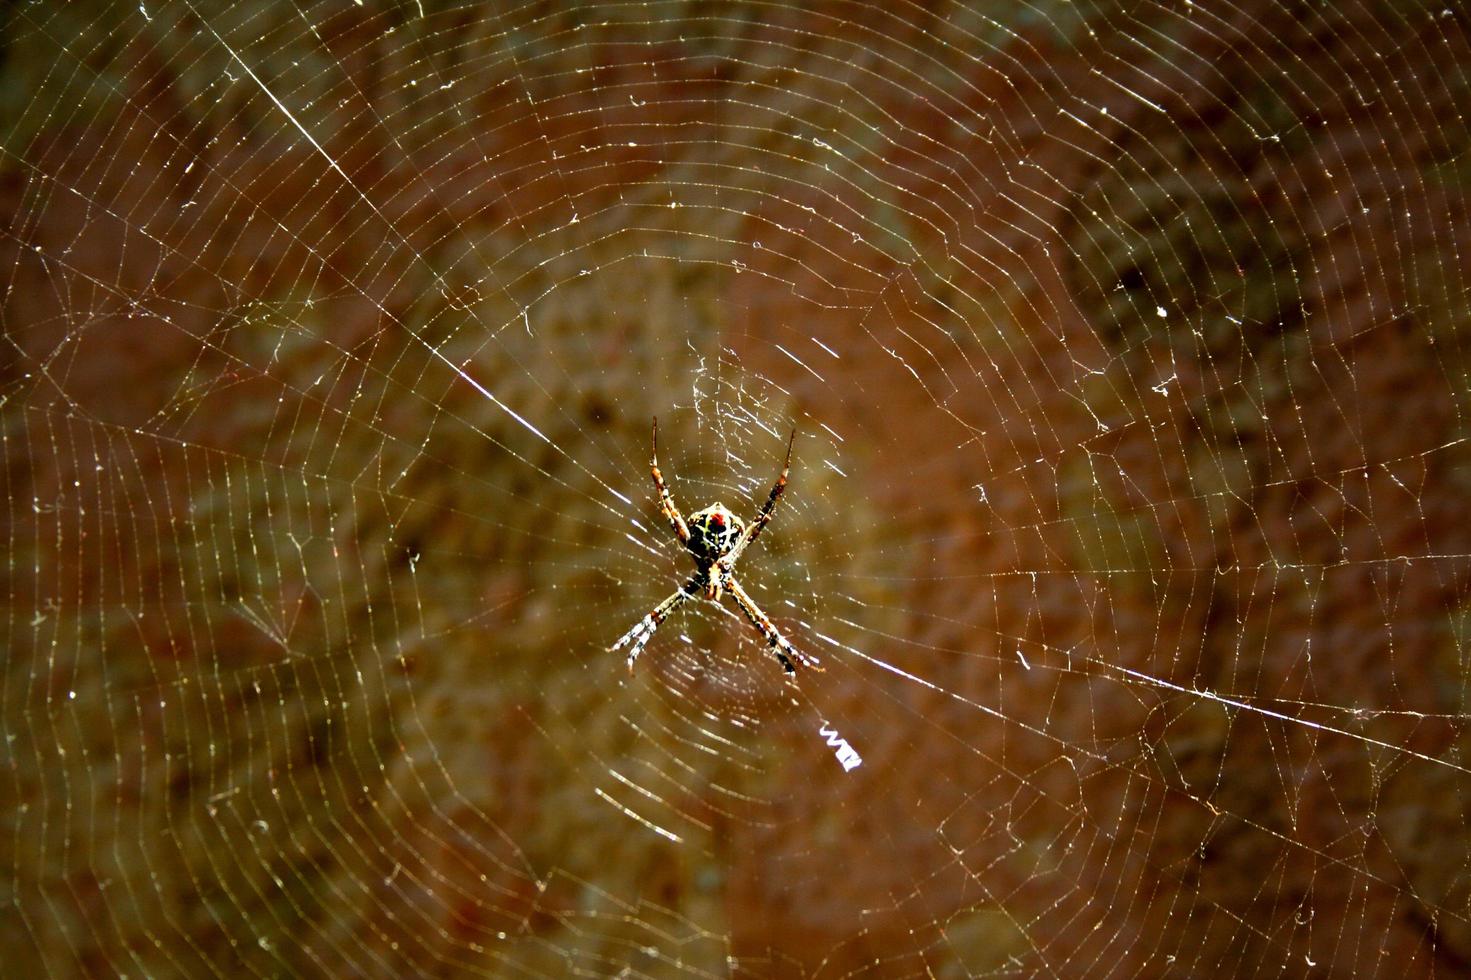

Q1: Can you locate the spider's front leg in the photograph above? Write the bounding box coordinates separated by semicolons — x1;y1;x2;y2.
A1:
725;575;822;674
610;574;704;671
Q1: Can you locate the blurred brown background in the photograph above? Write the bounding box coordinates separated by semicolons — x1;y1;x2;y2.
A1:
3;0;1470;976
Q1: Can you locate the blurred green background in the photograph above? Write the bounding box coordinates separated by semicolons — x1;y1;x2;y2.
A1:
4;1;1471;976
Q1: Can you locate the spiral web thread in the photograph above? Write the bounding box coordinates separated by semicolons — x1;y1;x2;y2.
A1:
4;1;1471;976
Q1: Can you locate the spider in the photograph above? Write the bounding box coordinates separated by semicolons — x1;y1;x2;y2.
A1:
609;418;822;675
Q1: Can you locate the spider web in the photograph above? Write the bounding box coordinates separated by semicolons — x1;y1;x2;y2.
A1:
3;0;1470;975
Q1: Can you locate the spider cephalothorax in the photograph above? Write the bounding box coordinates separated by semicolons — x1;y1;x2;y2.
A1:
608;419;822;674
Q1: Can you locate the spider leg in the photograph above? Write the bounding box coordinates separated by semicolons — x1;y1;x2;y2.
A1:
650;417;691;545
725;575;821;673
716;427;794;581
610;574;703;671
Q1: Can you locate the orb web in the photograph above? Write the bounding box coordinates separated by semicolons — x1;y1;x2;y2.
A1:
3;0;1470;976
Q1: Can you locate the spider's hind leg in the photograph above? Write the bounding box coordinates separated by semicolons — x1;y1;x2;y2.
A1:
650;417;691;545
717;427;795;580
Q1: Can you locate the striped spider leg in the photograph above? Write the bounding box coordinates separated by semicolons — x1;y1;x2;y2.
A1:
725;575;822;673
609;573;704;671
611;418;817;675
650;416;690;545
712;428;794;589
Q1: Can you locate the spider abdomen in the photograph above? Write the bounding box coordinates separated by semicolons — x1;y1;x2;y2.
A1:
687;504;745;560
